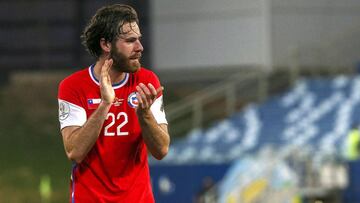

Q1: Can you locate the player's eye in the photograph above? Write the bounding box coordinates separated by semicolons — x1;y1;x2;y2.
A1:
126;38;137;43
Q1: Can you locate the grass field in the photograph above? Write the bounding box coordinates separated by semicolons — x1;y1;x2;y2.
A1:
0;72;70;203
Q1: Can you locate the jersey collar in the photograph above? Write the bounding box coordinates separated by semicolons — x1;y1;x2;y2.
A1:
88;64;129;89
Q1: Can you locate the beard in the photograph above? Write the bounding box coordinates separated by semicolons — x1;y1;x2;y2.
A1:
110;45;141;73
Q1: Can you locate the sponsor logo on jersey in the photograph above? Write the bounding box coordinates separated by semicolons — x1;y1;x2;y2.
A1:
113;97;124;107
87;98;101;109
59;101;70;120
127;92;139;108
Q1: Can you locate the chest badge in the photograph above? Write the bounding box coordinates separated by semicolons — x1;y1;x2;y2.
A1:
127;92;139;108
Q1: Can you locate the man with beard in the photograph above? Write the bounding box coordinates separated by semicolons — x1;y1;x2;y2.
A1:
57;4;170;203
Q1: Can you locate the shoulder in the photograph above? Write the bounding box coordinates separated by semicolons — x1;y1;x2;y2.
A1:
131;68;162;92
136;67;158;77
59;68;91;93
58;68;90;99
133;67;160;82
60;68;88;86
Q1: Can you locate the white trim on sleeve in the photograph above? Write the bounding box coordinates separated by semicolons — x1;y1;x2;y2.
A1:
58;99;87;129
150;95;168;124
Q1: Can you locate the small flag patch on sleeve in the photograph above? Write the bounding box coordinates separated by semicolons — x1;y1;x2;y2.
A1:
87;98;101;109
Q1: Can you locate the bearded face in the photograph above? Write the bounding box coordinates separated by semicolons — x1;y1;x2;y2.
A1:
110;43;141;73
109;22;143;73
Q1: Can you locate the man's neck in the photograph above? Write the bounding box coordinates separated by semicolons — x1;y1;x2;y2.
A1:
93;59;126;85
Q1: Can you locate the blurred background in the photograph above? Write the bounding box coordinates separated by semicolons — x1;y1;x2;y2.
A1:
1;0;360;202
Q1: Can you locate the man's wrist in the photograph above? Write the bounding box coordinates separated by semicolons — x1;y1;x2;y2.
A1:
99;101;112;109
137;109;153;119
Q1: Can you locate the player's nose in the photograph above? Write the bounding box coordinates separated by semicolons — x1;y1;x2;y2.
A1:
134;40;143;52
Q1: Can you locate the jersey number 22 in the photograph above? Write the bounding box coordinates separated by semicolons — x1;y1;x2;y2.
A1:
104;112;129;136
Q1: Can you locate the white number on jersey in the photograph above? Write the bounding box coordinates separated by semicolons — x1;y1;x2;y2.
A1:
104;112;129;136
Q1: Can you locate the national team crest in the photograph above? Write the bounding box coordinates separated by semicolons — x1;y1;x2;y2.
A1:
127;92;138;108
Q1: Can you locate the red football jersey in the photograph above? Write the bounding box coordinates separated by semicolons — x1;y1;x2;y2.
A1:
58;65;167;203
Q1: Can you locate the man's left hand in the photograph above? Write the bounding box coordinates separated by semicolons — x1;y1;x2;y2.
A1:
135;83;163;112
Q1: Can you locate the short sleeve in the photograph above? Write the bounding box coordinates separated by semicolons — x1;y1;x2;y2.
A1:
147;71;167;124
150;95;167;124
58;78;87;129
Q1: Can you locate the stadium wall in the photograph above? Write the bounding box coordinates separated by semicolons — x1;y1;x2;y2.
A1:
151;0;360;70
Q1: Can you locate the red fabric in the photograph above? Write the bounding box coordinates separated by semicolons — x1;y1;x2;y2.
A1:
59;66;161;203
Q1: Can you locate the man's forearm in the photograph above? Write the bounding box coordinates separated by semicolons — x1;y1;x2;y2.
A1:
138;111;170;160
64;102;111;163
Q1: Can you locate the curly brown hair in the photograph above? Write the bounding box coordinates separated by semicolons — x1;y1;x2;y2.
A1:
81;4;139;59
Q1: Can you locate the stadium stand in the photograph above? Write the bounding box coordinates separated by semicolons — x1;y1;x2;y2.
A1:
155;76;360;164
150;75;360;203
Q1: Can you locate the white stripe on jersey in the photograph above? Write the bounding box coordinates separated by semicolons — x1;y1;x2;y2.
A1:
58;99;87;130
150;95;168;124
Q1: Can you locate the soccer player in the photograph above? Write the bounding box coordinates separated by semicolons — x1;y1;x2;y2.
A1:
57;4;170;202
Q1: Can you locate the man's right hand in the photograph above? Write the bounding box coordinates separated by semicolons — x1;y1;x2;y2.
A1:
61;59;116;163
100;59;115;105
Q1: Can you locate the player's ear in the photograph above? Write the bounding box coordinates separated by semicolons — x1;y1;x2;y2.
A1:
100;38;111;53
